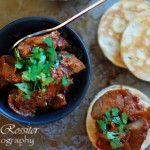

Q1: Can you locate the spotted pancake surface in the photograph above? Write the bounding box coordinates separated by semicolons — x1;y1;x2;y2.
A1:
121;11;150;81
98;0;150;68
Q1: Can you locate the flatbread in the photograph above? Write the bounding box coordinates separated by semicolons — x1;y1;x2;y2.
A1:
121;11;150;81
86;85;150;150
98;0;150;68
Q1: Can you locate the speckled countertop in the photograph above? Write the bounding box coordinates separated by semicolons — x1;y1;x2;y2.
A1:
0;0;150;149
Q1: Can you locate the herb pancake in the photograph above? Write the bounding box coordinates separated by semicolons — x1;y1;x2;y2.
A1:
121;11;150;81
98;0;150;68
86;85;150;150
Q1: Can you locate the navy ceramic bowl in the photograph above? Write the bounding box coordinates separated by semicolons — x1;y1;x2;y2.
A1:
0;16;91;125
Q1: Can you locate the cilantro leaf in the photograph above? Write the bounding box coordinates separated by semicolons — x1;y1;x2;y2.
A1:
42;63;51;75
105;110;110;119
118;124;124;133
43;37;57;64
15;61;23;69
14;49;25;69
112;116;121;125
105;110;111;122
47;47;57;64
112;108;119;117
96;107;129;149
97;120;106;131
42;76;54;87
22;71;30;81
54;53;62;67
125;129;130;134
14;48;20;58
15;83;33;100
15;83;33;93
54;59;60;67
5;77;10;81
23;93;31;100
110;137;122;149
65;53;72;59
42;36;54;48
106;132;117;140
122;112;128;124
62;74;70;86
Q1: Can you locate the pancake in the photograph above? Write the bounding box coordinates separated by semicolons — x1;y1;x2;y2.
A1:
86;85;150;150
121;11;150;82
98;0;150;68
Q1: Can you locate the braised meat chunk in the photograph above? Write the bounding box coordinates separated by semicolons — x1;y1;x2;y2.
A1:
92;89;144;121
92;90;125;120
18;31;70;58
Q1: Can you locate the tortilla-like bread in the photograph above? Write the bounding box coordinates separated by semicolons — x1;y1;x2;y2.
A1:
86;85;150;150
121;11;150;82
98;0;150;68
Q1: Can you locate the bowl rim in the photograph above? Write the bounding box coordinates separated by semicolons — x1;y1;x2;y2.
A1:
0;16;91;125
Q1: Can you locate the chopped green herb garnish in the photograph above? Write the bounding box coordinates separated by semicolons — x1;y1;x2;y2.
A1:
105;110;111;122
65;53;72;59
112;116;121;125
14;37;57;99
41;76;54;87
106;132;117;140
42;36;54;48
110;137;122;149
15;48;26;69
15;83;33;100
122;112;128;124
125;129;130;134
62;74;70;86
112;107;119;117
54;59;60;67
54;53;62;67
118;124;124;133
5;77;10;81
15;61;23;69
97;120;106;131
96;108;128;149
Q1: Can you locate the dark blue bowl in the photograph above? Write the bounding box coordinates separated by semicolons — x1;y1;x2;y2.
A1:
0;16;91;125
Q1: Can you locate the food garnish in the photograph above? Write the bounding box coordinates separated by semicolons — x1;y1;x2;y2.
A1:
62;74;70;86
97;108;128;149
14;37;57;99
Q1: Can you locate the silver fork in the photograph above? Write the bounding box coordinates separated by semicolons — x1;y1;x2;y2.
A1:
8;0;107;54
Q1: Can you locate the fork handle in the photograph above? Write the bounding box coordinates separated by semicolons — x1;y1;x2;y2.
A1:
9;0;106;53
30;0;106;36
43;0;107;32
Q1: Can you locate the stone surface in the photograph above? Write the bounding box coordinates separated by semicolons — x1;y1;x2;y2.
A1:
0;0;150;149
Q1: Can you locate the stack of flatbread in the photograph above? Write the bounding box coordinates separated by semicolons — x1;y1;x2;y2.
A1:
98;0;150;81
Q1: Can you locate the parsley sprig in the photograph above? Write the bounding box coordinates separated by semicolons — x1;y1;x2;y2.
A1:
96;108;129;149
14;37;60;99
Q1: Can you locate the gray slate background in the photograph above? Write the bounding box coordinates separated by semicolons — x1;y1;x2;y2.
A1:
0;0;150;149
